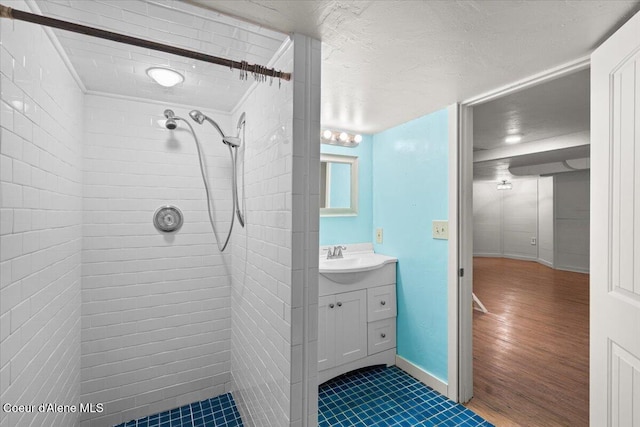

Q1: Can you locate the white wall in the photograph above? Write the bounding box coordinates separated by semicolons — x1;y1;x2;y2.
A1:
228;34;321;427
554;171;590;272
473;182;502;256
0;2;84;425
538;176;554;267
80;95;233;426
474;173;590;273
502;179;538;259
473;178;538;261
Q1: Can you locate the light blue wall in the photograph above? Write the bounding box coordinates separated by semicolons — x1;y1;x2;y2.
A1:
372;108;449;382
319;136;373;245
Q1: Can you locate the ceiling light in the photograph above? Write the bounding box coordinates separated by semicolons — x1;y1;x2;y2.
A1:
321;129;361;147
146;67;184;87
497;180;513;190
505;134;522;144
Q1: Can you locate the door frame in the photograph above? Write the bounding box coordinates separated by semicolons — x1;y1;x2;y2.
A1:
453;55;591;402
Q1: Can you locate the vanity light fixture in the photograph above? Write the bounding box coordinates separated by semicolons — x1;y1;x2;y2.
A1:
505;134;522;144
497;179;513;190
321;129;362;147
146;67;184;87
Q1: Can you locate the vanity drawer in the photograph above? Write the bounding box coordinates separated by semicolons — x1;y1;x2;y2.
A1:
368;318;396;355
367;284;396;321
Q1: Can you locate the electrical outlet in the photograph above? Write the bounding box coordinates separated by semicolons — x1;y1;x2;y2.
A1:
375;228;383;243
531;237;537;245
432;220;448;240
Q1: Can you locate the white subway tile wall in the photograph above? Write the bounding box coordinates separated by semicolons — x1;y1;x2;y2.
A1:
228;41;295;426
228;34;321;427
290;35;321;427
80;95;234;426
0;0;84;426
0;3;321;427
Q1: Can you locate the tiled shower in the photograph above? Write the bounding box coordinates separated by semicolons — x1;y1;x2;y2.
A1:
0;1;320;426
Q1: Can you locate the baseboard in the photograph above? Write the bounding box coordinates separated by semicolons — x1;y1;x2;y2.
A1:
555;265;589;274
395;355;448;397
502;254;537;262
537;258;554;268
473;253;503;258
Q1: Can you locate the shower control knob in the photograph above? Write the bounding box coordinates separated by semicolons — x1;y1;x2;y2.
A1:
329;303;334;309
153;205;183;233
380;300;386;306
381;333;386;338
337;302;342;307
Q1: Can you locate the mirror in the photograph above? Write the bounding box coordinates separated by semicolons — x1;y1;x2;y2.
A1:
320;154;358;216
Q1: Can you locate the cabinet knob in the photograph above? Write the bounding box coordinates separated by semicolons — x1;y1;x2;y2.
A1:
337;302;342;307
380;300;386;306
381;333;386;338
329;303;334;309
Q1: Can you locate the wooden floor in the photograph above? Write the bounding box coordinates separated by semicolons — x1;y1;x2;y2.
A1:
464;257;589;427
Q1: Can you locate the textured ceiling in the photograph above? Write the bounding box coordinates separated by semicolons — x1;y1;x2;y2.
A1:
33;0;289;111
191;0;639;133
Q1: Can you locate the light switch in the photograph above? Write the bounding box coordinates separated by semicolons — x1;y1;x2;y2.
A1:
432;220;448;240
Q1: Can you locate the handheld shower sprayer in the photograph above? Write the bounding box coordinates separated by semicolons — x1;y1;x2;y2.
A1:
187;109;246;229
189;110;205;124
189;110;242;148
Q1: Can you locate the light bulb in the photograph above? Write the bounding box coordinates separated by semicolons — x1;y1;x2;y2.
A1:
322;129;333;139
354;134;362;143
339;132;349;142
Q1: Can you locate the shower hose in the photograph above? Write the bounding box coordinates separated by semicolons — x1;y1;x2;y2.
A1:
181;119;244;252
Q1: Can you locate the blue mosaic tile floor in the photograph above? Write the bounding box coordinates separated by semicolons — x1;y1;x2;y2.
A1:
319;366;494;427
114;393;242;427
117;365;491;427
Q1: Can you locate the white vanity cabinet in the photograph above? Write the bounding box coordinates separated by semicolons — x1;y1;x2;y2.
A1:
318;250;397;384
318;289;367;372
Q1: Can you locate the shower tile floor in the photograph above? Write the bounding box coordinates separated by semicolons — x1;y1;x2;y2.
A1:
114;393;242;427
117;366;491;427
319;366;493;427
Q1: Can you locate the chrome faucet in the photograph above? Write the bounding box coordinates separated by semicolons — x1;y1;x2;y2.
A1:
324;245;347;259
324;247;335;259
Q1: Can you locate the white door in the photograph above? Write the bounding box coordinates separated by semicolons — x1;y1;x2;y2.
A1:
318;295;336;372
591;10;640;426
335;289;367;366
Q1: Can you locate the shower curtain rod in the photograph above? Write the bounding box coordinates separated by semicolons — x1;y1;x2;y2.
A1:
0;3;291;82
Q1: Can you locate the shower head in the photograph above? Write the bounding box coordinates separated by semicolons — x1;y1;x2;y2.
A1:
164;109;178;130
189;110;205;124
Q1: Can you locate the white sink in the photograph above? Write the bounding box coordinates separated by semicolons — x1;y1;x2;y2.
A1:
319;249;397;284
